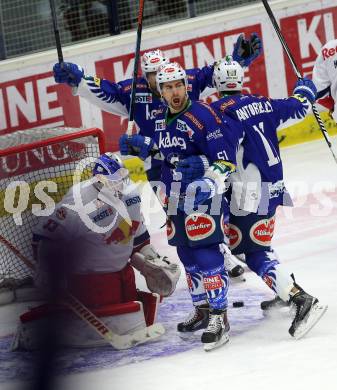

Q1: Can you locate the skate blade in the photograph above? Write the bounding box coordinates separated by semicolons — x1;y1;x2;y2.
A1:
178;330;203;340
203;333;229;352
293;303;328;340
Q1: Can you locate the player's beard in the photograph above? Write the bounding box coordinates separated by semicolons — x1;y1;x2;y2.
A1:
169;94;188;113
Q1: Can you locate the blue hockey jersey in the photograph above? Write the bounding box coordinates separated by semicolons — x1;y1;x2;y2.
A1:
75;66;214;175
152;100;238;197
211;93;312;213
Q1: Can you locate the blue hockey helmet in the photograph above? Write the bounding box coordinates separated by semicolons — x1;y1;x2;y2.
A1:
93;153;124;176
93;153;129;192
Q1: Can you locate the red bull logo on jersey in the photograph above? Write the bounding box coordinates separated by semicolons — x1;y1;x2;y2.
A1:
229;224;242;250
250;216;275;246
104;219;140;245
185;214;215;241
203;274;222;290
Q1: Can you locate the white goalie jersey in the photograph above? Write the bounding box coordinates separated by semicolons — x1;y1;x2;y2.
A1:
33;178;149;273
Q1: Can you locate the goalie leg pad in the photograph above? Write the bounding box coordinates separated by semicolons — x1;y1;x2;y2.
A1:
68;265;137;306
12;301;148;350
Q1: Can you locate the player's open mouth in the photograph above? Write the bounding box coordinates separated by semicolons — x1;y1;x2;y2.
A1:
172;98;181;105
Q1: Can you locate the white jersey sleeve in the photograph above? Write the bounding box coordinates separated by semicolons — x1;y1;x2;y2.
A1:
312;39;337;120
73;76;129;117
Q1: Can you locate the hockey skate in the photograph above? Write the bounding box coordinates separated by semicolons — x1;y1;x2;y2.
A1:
177;304;209;338
260;295;289;311
289;286;328;340
201;309;230;351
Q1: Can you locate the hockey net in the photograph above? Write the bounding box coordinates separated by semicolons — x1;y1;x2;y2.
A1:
0;127;106;286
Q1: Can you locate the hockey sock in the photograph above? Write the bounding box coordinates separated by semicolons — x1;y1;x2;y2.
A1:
245;249;293;301
183;264;208;305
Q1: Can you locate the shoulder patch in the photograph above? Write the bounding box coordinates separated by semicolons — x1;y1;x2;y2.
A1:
94;76;101;87
183;111;204;130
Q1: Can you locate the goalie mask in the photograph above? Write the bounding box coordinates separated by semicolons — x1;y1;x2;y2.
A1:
141;49;169;76
92;153;129;196
213;56;244;93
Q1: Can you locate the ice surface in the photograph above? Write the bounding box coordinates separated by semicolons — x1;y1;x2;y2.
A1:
1;139;336;390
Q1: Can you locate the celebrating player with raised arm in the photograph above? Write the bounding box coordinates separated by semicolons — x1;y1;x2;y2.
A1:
52;33;262;182
13;153;180;350
199;56;326;339
120;61;243;351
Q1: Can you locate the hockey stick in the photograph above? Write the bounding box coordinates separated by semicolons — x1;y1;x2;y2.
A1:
126;0;146;136
49;0;63;63
0;234;35;271
0;234;165;349
261;0;337;165
65;293;165;350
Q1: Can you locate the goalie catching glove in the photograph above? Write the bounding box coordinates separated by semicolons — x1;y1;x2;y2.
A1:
130;245;181;297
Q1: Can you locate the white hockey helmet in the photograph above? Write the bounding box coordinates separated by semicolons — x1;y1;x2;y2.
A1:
141;49;169;75
213;56;244;93
156;62;187;93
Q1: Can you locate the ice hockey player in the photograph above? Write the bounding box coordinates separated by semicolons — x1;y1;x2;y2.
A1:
13;153;180;350
120;61;246;351
204;57;327;339
52;33;261;182
312;39;337;122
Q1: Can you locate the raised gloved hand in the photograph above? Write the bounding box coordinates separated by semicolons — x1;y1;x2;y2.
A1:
293;77;317;104
232;32;263;67
174;155;209;184
179;177;217;211
119;134;155;160
53;62;84;87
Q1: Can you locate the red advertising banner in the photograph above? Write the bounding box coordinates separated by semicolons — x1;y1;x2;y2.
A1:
96;24;267;150
281;5;337;94
0;72;82;136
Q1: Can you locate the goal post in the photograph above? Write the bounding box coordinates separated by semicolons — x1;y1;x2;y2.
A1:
0;127;106;285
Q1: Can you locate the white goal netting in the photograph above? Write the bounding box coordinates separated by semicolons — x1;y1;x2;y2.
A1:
0;127;106;285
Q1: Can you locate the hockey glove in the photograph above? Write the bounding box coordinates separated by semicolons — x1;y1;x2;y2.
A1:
53;62;84;87
232;32;263;67
293;78;317;104
180;177;217;211
174;155;210;184
130;245;181;297
119;134;155;161
119;134;134;156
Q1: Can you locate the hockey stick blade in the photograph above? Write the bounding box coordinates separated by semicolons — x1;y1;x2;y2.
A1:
293;303;328;340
